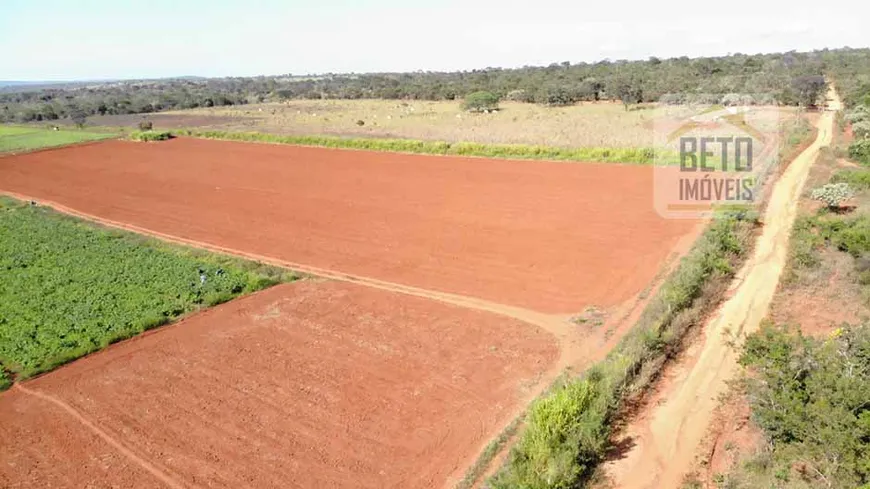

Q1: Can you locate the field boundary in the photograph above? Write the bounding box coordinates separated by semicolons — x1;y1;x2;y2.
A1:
172;128;679;165
0;190;575;341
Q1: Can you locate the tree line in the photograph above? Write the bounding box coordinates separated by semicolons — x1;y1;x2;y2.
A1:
2;47;869;124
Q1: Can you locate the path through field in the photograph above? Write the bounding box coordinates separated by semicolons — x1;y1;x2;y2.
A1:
604;86;841;488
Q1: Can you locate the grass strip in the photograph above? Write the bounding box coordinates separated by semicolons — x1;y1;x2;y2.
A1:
173;128;679;165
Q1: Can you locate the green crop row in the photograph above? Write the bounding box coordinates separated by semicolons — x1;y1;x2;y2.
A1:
0;197;298;385
172;129;678;165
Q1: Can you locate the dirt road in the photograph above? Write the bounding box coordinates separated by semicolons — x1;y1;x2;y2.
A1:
604;86;841;488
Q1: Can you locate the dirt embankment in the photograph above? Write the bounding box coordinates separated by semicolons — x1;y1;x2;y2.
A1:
603;86;841;488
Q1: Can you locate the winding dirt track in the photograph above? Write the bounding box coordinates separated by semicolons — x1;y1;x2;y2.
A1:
605;87;841;488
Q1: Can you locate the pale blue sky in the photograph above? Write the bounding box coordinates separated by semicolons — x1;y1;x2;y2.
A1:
1;0;868;80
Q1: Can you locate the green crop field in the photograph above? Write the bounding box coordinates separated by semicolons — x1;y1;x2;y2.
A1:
0;125;115;153
0;197;297;384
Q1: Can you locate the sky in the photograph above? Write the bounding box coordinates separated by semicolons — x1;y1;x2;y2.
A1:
1;0;869;81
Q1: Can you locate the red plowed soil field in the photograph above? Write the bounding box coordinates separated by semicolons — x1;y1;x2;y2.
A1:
0;281;558;488
0;138;697;313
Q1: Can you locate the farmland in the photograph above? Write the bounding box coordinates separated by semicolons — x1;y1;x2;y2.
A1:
0;280;559;488
0;137;700;313
0;197;295;381
0;131;705;487
0;125;114;153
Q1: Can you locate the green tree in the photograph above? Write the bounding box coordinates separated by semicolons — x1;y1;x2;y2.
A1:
462;91;500;112
69;107;87;128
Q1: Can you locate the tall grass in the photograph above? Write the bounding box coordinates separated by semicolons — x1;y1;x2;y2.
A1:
488;214;755;489
173;129;675;164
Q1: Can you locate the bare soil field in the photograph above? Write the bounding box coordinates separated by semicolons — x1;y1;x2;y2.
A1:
0;280;559;489
0;138;698;314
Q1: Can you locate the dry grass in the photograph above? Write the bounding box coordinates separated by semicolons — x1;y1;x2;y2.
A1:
166;100;680;148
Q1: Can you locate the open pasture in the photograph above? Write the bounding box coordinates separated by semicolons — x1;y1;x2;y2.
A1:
0;280;558;488
0;137;699;313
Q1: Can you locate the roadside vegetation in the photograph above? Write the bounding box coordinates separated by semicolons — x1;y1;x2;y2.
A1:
173;128;671;164
709;96;870;488
0;125;114;153
716;323;870;489
488;213;756;488
0;197;298;386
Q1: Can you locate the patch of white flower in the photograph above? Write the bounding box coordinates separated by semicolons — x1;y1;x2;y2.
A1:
811;183;854;208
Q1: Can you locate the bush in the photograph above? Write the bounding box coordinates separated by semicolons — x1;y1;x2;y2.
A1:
832;169;870;189
854;120;870;140
462;91;500;112
130;130;172;142
850;139;870;165
739;323;870;488
811;183;854;209
138;120;154;131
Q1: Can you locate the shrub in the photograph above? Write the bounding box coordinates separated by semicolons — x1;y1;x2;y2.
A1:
811;183;854;209
850;139;870;165
845;105;869;124
130;130;173;142
462;91;500;112
535;86;575;106
739;323;870;487
832;169;870;189
853;120;870;140
138;120;154;131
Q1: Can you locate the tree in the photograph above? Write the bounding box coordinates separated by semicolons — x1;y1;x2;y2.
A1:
462;91;499;112
535;85;574;106
791;75;827;108
69;107;87;128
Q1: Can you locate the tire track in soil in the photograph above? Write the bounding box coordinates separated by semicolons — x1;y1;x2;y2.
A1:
14;383;187;489
0;189;577;349
603;86;841;489
1;189;587;489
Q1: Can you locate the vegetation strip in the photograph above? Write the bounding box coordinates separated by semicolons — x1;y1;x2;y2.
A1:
0;197;298;385
173;129;676;165
714;119;870;489
0;125;114;153
487;212;755;488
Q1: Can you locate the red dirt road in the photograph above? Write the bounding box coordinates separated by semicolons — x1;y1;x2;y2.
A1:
0;138;697;313
0;281;558;489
